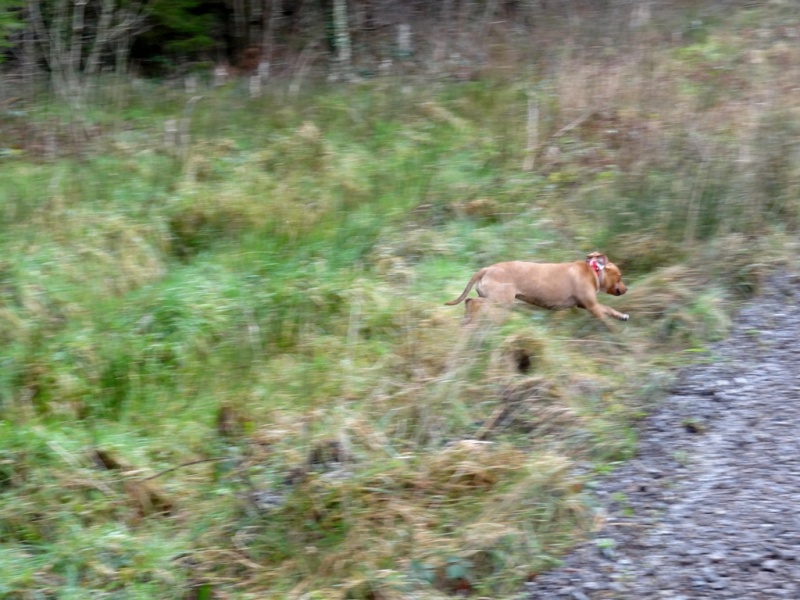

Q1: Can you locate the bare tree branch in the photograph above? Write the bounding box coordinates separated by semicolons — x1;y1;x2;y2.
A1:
85;0;116;76
26;0;152;102
69;0;88;90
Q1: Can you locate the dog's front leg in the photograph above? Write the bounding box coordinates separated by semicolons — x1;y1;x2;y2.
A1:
587;302;629;322
606;305;630;321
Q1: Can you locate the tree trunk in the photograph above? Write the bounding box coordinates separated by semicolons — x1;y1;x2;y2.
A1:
232;0;247;54
332;0;352;81
21;20;39;96
69;0;88;93
522;91;539;172
262;0;282;63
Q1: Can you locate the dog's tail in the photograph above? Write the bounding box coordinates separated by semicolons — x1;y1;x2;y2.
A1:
444;269;486;305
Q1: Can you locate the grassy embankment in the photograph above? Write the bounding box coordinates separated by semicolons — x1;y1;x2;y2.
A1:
1;5;799;598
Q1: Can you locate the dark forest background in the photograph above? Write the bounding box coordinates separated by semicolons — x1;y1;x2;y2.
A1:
1;0;751;88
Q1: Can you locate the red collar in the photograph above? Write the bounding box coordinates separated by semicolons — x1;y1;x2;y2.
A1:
588;259;604;290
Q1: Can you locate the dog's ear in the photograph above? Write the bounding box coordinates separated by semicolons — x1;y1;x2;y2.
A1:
586;252;607;267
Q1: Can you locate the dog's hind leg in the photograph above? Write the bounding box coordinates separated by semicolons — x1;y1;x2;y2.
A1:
464;294;515;325
464;297;485;324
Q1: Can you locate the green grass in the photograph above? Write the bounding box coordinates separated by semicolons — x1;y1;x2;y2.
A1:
1;4;799;597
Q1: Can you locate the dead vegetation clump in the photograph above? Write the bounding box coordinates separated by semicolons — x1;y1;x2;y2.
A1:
473;376;581;443
449;197;506;223
490;331;549;375
208;421;586;598
369;228;457;269
167;179;279;259
605;232;684;274
257;120;329;174
21;208;169;296
619;264;731;347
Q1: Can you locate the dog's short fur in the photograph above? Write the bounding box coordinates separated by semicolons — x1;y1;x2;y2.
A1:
445;252;629;323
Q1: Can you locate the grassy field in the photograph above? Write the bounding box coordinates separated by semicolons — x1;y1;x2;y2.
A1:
1;4;799;598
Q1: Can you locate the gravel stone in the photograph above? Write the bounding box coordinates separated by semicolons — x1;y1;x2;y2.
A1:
527;271;800;599
761;559;781;572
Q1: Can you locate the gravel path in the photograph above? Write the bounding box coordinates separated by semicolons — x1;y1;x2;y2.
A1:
526;271;800;600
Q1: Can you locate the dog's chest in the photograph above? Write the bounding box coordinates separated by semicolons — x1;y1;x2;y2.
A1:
514;292;576;310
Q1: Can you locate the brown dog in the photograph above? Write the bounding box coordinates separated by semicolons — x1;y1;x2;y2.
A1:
445;252;629;323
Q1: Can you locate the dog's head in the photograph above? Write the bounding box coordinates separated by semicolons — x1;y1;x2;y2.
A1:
586;252;627;296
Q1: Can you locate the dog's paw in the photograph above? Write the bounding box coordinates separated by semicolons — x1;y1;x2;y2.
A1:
620;313;630;321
